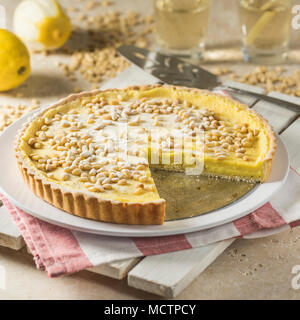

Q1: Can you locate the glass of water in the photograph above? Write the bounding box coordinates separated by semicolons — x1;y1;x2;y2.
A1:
238;0;293;64
152;0;212;60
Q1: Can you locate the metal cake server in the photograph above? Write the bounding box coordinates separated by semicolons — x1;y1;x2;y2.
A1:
117;45;300;114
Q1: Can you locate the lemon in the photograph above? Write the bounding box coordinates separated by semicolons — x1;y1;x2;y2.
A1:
13;0;71;50
0;29;31;91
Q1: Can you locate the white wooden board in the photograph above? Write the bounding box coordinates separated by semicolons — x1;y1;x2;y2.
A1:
102;64;158;89
221;80;265;106
252;91;299;133
128;239;235;298
281;118;300;172
0;205;24;250
88;258;141;280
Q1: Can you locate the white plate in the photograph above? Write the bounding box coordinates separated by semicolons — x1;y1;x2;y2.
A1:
0;111;289;237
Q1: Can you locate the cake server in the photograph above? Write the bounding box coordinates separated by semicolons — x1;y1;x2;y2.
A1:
117;45;300;114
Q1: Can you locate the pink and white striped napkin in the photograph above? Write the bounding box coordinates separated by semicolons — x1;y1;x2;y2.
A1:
0;168;299;277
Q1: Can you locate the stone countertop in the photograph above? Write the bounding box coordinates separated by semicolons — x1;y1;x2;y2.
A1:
0;0;300;300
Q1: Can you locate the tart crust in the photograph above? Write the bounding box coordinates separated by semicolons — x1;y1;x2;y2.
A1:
15;84;277;225
17;161;166;224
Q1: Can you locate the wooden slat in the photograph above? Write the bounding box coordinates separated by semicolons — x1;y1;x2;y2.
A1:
101;65;158;89
0;206;24;250
281;117;300;171
221;80;265;106
252;91;299;133
88;258;141;280
128;239;235;298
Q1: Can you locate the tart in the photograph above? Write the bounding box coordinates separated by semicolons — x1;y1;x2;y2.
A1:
15;85;276;225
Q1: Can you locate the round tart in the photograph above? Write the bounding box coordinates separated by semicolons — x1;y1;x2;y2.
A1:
15;85;276;225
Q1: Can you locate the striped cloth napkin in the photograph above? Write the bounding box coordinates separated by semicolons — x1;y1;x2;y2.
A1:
0;168;299;277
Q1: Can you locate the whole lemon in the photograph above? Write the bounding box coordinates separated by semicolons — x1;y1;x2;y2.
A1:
0;29;31;91
14;0;71;50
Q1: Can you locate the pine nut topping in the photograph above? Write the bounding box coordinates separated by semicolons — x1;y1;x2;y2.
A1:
24;90;264;197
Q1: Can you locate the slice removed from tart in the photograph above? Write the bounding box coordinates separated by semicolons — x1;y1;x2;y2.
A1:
15;85;276;225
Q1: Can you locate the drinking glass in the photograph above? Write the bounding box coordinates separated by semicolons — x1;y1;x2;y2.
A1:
238;0;293;64
152;0;212;60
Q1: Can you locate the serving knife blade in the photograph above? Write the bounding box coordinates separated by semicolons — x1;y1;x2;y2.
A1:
117;45;300;114
118;45;218;89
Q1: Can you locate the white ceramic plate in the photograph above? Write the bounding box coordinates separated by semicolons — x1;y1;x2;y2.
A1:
0;111;289;237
